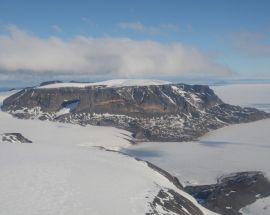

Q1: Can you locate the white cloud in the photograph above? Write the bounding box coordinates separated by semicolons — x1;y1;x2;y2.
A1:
231;31;270;57
118;22;180;34
0;25;231;78
51;25;63;33
118;22;158;34
159;23;180;31
81;17;96;27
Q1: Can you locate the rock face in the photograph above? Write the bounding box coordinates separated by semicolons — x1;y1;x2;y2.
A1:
1;133;32;143
2;83;269;141
148;188;204;215
185;171;270;215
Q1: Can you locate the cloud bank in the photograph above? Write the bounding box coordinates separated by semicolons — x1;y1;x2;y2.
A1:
0;25;231;79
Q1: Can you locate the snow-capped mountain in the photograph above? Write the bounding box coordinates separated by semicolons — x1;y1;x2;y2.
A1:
2;80;269;142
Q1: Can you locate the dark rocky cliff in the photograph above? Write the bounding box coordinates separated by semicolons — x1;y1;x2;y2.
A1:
2;83;269;141
185;171;270;215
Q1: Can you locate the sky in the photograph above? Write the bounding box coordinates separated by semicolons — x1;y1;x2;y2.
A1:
0;0;270;87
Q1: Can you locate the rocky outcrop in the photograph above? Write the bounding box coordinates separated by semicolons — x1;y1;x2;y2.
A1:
148;188;204;215
185;171;270;215
1;133;32;143
2;83;269;142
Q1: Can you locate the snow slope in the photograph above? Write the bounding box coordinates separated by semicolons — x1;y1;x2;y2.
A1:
0;91;216;215
122;83;270;185
39;79;171;89
239;197;270;215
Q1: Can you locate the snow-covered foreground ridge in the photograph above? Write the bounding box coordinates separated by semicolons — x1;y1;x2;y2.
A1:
0;91;217;215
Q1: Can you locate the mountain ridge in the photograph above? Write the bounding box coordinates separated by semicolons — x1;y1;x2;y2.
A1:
2;80;269;142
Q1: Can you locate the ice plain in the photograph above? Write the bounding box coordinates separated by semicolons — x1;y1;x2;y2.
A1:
122;83;270;185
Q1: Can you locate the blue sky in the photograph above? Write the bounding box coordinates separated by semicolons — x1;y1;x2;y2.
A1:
0;0;270;87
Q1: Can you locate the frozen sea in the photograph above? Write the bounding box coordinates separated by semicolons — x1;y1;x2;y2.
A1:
122;83;270;186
